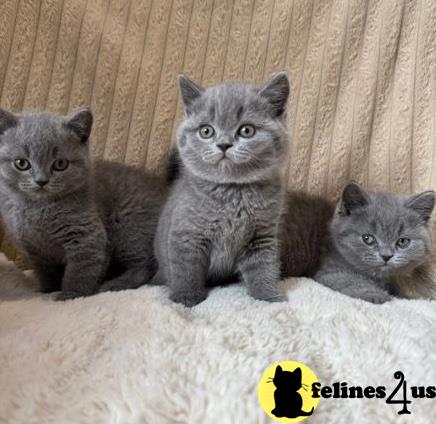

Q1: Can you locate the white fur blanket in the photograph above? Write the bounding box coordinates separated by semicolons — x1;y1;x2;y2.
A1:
1;253;435;424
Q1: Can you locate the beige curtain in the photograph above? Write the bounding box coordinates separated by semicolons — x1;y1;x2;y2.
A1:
0;0;435;261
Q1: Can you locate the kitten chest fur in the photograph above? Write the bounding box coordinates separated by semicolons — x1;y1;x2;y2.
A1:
168;173;283;280
0;191;93;263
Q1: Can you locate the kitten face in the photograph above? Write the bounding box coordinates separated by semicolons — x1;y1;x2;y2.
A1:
331;182;435;277
0;109;93;199
176;73;290;183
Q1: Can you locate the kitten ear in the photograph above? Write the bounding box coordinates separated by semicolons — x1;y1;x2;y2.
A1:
340;182;370;215
178;74;204;114
65;107;93;143
405;191;435;221
0;108;18;135
258;72;290;118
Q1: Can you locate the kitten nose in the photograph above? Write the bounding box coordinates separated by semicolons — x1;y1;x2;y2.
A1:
381;254;393;263
217;143;232;152
36;180;48;187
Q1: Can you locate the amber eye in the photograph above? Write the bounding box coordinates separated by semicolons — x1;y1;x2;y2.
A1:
52;159;70;171
362;234;376;246
396;237;410;248
237;124;256;138
199;125;215;139
14;159;31;171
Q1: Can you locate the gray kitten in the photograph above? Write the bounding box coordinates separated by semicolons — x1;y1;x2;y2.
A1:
153;73;290;306
0;108;166;300
314;182;435;303
166;150;336;278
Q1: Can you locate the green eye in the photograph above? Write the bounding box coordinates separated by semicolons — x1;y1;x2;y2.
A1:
362;234;376;246
237;124;256;138
396;237;410;248
52;159;70;171
199;125;215;139
14;159;31;171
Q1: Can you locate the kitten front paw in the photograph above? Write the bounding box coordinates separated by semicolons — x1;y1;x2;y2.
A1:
99;280;126;292
55;291;86;301
248;286;287;302
361;292;393;304
169;289;207;307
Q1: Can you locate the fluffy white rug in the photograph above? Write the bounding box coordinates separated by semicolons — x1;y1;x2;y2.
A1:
1;252;436;424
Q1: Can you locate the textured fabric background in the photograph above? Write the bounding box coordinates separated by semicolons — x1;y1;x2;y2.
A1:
0;0;435;260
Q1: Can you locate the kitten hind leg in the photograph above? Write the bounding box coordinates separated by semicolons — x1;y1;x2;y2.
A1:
99;261;152;292
29;258;64;293
149;269;165;286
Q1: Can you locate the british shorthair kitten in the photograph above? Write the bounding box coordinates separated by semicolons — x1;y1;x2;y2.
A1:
314;182;435;303
0;108;166;300
153;73;291;306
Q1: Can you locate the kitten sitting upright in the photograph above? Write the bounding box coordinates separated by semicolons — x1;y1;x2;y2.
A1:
0;108;166;300
315;182;435;303
153;73;290;306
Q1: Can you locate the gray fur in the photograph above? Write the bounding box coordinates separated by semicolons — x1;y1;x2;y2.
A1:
0;108;166;300
280;191;335;277
314;182;435;303
163;151;336;278
153;73;290;306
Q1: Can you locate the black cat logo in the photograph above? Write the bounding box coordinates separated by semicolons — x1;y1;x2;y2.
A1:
270;365;314;419
258;360;319;422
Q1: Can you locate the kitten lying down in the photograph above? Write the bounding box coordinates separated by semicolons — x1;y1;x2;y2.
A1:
0;108;166;300
311;182;435;303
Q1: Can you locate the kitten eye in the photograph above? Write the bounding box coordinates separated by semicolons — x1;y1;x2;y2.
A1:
52;159;70;171
199;125;215;139
237;124;256;138
396;237;410;248
362;234;376;246
14;159;31;171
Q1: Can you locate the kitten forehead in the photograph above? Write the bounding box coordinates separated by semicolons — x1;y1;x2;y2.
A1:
14;113;64;144
191;82;265;127
342;192;426;238
1;112;82;159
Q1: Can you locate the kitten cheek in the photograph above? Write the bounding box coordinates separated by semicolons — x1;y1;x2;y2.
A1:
202;150;223;165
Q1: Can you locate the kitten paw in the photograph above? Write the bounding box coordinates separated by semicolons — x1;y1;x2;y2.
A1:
55;291;85;301
169;290;207;307
149;272;165;286
99;281;127;292
249;288;287;303
361;292;393;304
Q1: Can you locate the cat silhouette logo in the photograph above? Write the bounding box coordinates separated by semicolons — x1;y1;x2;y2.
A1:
258;361;320;423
